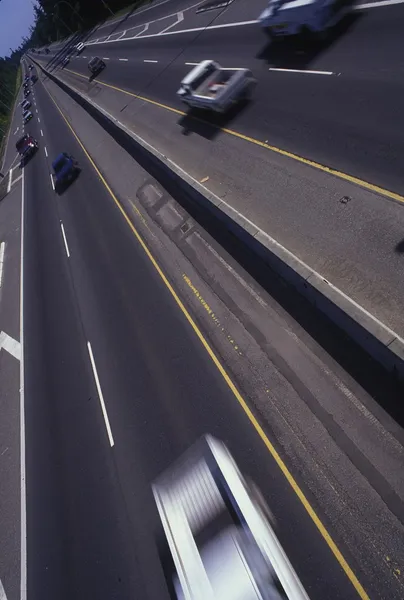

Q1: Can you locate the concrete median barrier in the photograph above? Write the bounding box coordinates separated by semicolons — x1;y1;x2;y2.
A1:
33;57;404;381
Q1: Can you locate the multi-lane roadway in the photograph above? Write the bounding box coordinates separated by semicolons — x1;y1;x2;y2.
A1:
0;5;403;600
45;0;404;193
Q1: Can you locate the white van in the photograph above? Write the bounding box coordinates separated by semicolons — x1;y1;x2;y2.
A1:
259;0;353;40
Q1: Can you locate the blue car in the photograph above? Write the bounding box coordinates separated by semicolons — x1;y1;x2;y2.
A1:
52;152;80;193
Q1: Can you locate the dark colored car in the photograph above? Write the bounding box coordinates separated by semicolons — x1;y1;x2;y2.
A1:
62;56;70;68
52;152;80;193
16;134;38;166
88;57;106;76
24;89;31;97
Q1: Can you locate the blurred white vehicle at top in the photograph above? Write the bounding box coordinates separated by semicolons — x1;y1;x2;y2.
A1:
259;0;353;40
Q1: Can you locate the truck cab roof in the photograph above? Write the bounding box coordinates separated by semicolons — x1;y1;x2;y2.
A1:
181;60;220;87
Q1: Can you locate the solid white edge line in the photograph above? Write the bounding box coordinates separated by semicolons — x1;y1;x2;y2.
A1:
20;158;27;600
60;222;70;258
50;173;55;191
87;342;114;447
40;129;43;137
0;241;5;287
269;67;334;75
44;146;48;157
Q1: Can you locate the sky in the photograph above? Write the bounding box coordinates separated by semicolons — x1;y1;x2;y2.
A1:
0;0;35;58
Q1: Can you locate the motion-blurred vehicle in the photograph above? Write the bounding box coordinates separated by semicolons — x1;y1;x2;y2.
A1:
88;56;106;76
153;435;310;600
16;134;38;164
23;110;33;124
177;60;256;113
259;0;353;40
52;152;80;193
75;42;86;54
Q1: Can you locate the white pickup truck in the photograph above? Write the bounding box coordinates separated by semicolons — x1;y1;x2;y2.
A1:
177;60;256;113
259;0;352;40
153;435;310;600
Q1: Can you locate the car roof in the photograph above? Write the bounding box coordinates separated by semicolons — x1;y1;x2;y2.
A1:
52;153;69;169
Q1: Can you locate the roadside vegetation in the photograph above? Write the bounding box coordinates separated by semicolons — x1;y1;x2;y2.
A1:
29;0;155;47
0;0;154;161
0;59;22;167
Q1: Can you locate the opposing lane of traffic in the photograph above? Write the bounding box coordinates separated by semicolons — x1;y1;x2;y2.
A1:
44;3;404;195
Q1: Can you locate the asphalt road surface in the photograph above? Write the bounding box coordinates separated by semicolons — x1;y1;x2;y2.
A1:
19;62;362;600
6;54;403;600
44;0;404;195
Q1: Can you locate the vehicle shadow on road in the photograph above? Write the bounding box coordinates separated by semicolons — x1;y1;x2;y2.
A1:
177;99;252;141
394;240;404;254
256;12;362;70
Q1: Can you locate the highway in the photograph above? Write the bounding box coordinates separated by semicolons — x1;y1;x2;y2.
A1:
20;63;360;599
22;63;346;600
0;50;397;600
44;0;404;194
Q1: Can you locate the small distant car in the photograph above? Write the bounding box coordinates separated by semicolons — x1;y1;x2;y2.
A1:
88;57;106;76
52;152;80;193
62;56;70;67
23;110;33;124
76;42;86;55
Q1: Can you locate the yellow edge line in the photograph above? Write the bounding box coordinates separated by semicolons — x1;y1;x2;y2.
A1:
45;84;370;600
65;67;404;205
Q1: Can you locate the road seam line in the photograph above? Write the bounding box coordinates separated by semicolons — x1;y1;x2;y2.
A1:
44;87;370;600
60;222;70;257
87;342;114;447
